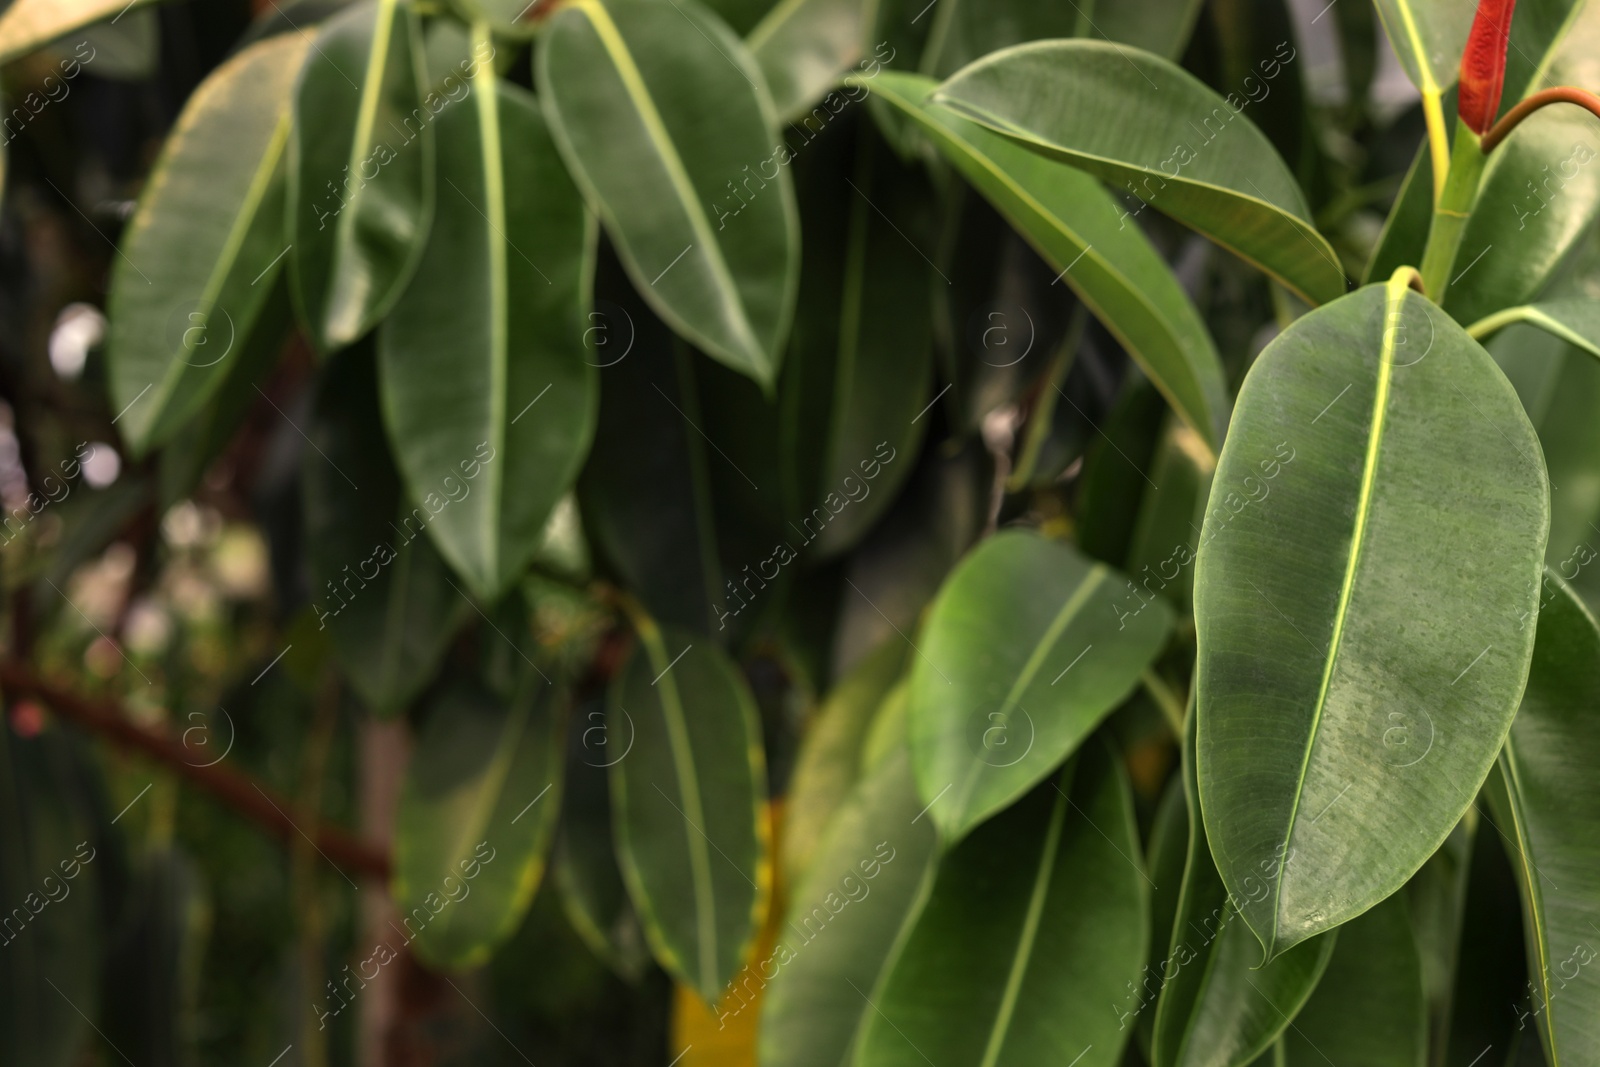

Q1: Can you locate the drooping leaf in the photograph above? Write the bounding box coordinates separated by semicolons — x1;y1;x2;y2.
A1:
856;746;1147;1067
539;0;799;388
1482;575;1600;1067
393;671;567;970
0;0;157;64
106;32;308;454
609;617;768;1004
1151;708;1335;1067
909;529;1172;842
1470;299;1600;362
747;0;872;121
379;73;596;602
304;344;469;716
1371;0;1474;98
758;745;939;1067
287;0;434;352
1195;275;1549;960
1279;895;1428;1067
871;70;1229;453
932;40;1346;306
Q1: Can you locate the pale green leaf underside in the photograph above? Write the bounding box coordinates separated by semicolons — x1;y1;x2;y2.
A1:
1470;300;1600;364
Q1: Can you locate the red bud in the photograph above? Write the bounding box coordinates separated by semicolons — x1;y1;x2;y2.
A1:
1460;0;1519;135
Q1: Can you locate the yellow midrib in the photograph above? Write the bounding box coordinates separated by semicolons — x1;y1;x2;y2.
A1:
473;18;508;587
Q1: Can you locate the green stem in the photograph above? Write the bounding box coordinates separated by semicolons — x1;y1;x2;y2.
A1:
1007;309;1085;492
1419;120;1489;301
1141;668;1185;737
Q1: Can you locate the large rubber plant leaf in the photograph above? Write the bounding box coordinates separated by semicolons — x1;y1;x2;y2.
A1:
1371;0;1473;98
931;40;1346;306
304;344;468;716
1194;276;1549;961
288;0;433;353
609;618;768;1005
379;69;596;603
747;0;871;122
538;0;798;389
1482;574;1600;1067
0;0;158;63
106;32;308;455
856;744;1147;1067
909;529;1172;843
392;670;566;970
871;70;1228;454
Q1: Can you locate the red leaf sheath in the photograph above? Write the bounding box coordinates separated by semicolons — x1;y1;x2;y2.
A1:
1459;0;1519;134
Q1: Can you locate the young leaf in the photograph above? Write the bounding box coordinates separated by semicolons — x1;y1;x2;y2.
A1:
747;0;872;121
378;71;596;603
288;0;434;353
0;0;156;64
870;70;1229;453
107;32;308;455
1482;575;1600;1067
1195;276;1549;961
538;0;799;389
909;529;1172;843
758;746;939;1067
393;672;566;970
931;40;1346;306
609;619;768;1005
855;746;1147;1067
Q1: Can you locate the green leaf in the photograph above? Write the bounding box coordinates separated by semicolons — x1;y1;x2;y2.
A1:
870;70;1229;453
1483;575;1600;1067
393;671;567;970
920;0;1085;79
1279;895;1427;1066
856;745;1148;1067
106;32;308;455
1362;143;1433;287
1139;771;1191;1058
1470;299;1600;362
1090;0;1205;60
931;40;1346;306
0;0;157;63
747;0;871;120
909;529;1172;842
758;745;939;1067
287;0;433;353
539;0;799;389
609;618;768;1003
1371;0;1473;97
379;71;596;602
1195;276;1550;960
304;344;469;716
1152;709;1335;1067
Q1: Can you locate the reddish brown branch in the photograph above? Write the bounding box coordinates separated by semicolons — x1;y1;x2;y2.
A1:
1;662;390;882
1482;86;1600;153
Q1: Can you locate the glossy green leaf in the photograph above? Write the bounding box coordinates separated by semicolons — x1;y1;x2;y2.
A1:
1446;6;1600;326
1371;0;1473;97
107;32;308;454
909;529;1172;842
747;0;872;121
1279;895;1427;1066
305;345;469;716
932;40;1346;306
1483;575;1600;1067
1195;276;1549;960
0;0;157;63
1151;709;1335;1067
539;0;799;388
758;745;939;1067
288;0;433;352
856;746;1147;1067
1470;299;1600;362
393;671;566;970
871;70;1228;453
379;74;596;602
609;618;767;1004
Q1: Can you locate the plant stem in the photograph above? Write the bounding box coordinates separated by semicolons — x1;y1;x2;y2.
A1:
1007;310;1084;492
1141;668;1185;736
1422;90;1452;203
1419;120;1489;300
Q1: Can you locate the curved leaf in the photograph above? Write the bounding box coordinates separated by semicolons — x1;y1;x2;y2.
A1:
393;672;566;970
758;745;939;1067
871;70;1228;453
1195;276;1549;960
1372;0;1473;96
609;618;768;1004
0;0;156;64
539;0;799;388
747;0;870;121
107;32;308;454
909;529;1172;842
379;71;596;602
1470;299;1600;362
856;745;1147;1067
1483;575;1600;1067
931;40;1346;306
288;0;433;352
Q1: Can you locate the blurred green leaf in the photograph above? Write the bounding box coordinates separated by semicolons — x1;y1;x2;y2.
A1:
0;0;159;64
747;0;871;121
